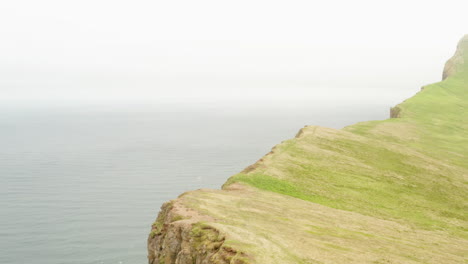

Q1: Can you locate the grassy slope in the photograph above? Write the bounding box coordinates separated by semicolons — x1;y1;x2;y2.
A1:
160;38;468;263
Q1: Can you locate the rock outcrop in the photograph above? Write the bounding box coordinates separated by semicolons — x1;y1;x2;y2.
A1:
443;35;468;79
148;197;252;264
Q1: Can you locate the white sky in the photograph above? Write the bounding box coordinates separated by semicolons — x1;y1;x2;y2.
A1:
0;0;466;107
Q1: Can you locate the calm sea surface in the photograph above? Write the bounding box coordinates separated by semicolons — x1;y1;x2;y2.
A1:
0;104;387;264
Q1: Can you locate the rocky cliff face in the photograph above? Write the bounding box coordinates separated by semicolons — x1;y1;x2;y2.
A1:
147;37;468;264
443;35;468;79
148;195;252;264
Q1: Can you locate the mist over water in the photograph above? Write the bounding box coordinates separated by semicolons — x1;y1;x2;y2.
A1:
0;103;388;264
1;0;464;263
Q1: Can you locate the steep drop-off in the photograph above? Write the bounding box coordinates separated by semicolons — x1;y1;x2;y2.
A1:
148;36;468;264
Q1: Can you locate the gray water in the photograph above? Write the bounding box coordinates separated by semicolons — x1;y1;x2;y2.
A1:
0;104;387;264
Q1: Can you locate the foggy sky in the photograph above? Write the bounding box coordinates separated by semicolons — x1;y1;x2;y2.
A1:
1;0;466;107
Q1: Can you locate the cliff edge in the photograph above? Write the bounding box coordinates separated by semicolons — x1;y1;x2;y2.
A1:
148;36;468;264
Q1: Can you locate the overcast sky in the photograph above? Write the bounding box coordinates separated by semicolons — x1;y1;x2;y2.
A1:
0;0;466;107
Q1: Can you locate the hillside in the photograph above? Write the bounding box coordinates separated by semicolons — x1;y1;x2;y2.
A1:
147;36;468;264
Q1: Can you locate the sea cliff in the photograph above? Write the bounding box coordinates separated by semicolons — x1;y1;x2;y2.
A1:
148;36;468;264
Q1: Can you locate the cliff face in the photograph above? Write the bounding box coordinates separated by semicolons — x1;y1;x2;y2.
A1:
148;199;252;264
148;37;468;264
443;35;468;79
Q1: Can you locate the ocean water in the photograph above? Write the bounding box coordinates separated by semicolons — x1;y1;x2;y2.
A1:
0;104;387;264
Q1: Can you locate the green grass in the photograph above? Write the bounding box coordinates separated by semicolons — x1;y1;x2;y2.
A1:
225;55;468;237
